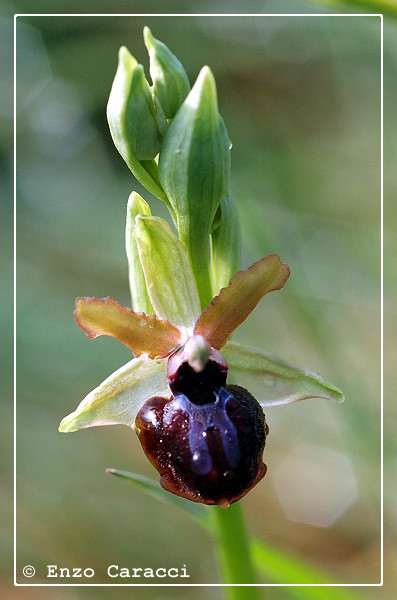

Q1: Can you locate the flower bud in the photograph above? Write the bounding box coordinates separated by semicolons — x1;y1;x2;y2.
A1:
144;26;190;120
107;47;166;200
158;66;231;307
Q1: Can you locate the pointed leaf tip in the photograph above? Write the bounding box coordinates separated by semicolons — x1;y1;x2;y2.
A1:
185;66;218;117
143;26;152;44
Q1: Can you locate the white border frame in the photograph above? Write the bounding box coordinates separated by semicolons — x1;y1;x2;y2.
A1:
14;11;384;588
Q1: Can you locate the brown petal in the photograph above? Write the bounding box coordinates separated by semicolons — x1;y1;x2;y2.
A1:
74;297;182;358
194;255;290;349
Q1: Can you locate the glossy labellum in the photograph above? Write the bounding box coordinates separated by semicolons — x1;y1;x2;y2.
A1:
135;335;268;507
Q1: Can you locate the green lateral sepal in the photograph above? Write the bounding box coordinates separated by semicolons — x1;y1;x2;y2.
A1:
125;192;154;314
223;341;345;407
59;355;169;432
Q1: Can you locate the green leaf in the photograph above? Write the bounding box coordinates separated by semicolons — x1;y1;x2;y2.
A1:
210;190;240;296
125;192;154;314
252;538;363;598
223;341;345;406
59;355;168;432
106;469;208;522
158;66;231;308
134;215;201;334
107;46;167;201
144;26;190;119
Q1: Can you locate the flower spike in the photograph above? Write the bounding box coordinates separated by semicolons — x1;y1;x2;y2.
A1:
60;28;345;511
74;297;182;358
194;254;290;350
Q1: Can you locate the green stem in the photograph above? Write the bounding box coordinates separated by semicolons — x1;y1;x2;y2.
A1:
212;502;261;600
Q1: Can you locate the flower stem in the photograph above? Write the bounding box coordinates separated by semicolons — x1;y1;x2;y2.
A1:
212;502;261;600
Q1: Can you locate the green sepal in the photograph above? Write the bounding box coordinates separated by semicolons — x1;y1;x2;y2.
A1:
158;66;231;308
59;355;169;432
134;215;201;334
125;192;154;314
144;26;190;120
107;46;167;201
222;341;345;407
211;190;240;296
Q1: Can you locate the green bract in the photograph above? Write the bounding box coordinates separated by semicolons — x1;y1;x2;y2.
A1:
158;66;231;308
144;26;190;120
210;191;240;295
125;192;153;314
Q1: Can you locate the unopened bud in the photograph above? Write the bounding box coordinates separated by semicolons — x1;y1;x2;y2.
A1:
107;47;166;200
144;26;190;119
158;66;231;306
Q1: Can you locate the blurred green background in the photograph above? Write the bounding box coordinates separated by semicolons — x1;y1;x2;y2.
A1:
3;1;394;598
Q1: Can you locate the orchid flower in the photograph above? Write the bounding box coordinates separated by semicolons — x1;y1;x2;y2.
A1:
59;212;343;507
